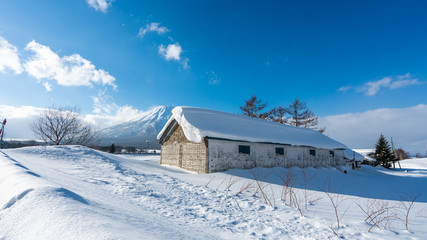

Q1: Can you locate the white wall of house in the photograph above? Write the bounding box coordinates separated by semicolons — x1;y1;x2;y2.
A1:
207;138;345;172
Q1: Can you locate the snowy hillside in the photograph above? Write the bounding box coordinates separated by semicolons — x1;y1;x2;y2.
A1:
98;106;173;148
1;146;426;239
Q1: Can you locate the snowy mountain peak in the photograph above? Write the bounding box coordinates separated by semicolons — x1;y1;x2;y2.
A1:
98;105;173;147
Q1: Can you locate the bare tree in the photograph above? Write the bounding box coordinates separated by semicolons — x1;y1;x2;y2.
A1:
287;98;319;129
269;105;288;124
320;178;349;228
30;106;98;146
301;168;316;210
240;96;325;133
395;191;420;231
250;169;274;207
395;148;410;160
355;198;399;232
240;95;273;119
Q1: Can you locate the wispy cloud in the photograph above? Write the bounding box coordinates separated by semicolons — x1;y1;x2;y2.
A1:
84;93;144;129
339;73;423;96
358;77;392;96
389;73;421;89
138;23;170;38
24;40;116;91
158;43;189;69
86;0;113;13
319;104;427;153
207;70;220;85
0;36;23;74
337;85;352;93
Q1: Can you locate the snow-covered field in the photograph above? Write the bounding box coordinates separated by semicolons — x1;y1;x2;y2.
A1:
1;146;426;239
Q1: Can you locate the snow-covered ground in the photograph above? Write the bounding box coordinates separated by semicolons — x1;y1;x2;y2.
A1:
1;146;426;239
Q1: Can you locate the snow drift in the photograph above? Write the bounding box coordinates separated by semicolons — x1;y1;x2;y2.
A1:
1;146;426;239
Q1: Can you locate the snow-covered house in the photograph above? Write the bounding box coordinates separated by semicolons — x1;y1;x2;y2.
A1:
157;107;348;173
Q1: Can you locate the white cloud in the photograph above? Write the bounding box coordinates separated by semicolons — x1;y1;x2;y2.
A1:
84;95;144;129
138;23;170;38
319;104;427;154
0;36;23;74
341;73;423;96
0;105;46;139
158;43;189;69
0;105;44;119
86;0;113;13
158;43;182;61
24;40;116;91
137;23;189;69
42;82;52;92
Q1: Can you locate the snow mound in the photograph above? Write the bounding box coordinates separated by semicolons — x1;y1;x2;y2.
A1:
400;158;427;169
0;150;108;239
158;106;347;150
0;150;51;210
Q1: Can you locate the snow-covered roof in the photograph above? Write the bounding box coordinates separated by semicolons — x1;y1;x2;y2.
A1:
344;148;364;161
353;149;376;162
158;107;347;150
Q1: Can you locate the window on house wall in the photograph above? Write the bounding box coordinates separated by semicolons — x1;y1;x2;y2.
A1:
275;147;284;155
329;151;334;157
239;145;250;154
309;149;316;156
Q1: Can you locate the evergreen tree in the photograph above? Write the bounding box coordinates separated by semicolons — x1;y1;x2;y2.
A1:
109;143;116;153
374;134;395;168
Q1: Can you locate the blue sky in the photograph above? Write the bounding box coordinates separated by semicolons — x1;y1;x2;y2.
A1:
1;0;427;153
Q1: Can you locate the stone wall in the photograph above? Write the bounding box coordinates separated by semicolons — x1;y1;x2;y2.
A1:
207;138;345;172
160;124;346;173
160;125;208;173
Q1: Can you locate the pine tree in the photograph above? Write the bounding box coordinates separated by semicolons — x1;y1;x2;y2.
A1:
109;143;116;153
374;134;395;168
